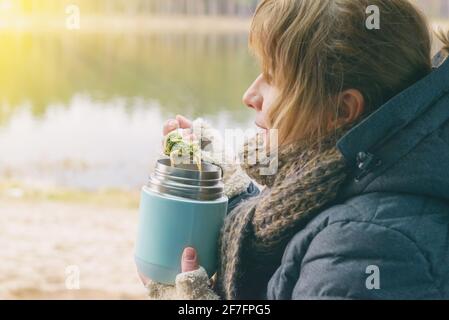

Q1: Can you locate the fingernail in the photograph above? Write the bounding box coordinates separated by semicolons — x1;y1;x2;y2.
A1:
183;248;196;261
168;120;178;128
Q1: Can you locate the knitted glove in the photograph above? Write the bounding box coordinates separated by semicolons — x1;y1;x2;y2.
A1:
190;118;252;199
145;267;220;300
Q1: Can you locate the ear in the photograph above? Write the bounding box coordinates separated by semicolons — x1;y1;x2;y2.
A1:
331;89;365;129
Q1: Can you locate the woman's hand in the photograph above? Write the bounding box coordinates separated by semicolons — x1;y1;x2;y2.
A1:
139;246;219;300
138;247;199;286
162;115;253;199
163;115;192;136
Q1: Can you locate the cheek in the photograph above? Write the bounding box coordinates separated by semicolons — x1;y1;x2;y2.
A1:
261;87;279;124
263;86;278;110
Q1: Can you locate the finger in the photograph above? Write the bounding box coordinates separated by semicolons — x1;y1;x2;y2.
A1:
181;247;199;273
176;115;192;129
163;119;179;136
182;132;197;142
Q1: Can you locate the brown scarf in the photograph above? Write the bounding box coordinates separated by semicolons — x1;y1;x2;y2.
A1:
215;128;350;300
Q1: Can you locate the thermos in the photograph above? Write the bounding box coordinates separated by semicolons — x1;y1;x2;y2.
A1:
135;158;228;285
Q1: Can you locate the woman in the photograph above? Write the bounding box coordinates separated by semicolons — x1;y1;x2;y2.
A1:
141;0;449;299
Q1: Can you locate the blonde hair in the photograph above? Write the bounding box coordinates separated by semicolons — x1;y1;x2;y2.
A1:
249;0;433;145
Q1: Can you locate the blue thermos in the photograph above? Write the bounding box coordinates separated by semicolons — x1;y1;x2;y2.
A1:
135;158;228;285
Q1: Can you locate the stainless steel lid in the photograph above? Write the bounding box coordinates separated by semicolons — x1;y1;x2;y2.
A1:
147;158;225;201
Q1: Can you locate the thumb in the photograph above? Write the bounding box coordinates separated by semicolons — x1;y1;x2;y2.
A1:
181;247;199;273
176;115;192;129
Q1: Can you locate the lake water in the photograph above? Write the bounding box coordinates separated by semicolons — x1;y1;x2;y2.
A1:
0;31;258;190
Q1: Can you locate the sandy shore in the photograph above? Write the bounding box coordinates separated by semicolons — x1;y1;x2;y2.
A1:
0;198;146;300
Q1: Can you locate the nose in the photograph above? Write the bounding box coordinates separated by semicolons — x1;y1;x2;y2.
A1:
243;76;264;111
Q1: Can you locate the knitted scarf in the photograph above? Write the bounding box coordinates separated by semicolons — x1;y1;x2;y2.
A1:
215;128;350;300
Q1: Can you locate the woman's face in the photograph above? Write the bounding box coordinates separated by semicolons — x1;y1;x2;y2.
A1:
243;74;279;132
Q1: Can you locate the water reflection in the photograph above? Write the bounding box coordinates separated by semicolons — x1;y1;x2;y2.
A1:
0;32;258;189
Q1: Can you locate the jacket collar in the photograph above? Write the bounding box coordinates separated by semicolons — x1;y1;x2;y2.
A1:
337;55;449;181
